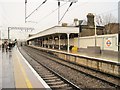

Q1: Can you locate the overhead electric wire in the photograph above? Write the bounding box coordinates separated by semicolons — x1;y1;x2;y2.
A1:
59;2;73;23
33;2;118;27
33;2;67;27
26;0;47;20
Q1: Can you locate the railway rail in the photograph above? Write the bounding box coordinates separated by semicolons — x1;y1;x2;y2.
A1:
35;60;81;90
19;46;81;90
19;46;120;89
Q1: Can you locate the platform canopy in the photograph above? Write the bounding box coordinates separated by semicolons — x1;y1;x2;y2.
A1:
27;26;79;40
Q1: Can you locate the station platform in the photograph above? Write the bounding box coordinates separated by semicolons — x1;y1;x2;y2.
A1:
30;45;119;63
76;51;120;63
28;45;120;76
0;46;51;89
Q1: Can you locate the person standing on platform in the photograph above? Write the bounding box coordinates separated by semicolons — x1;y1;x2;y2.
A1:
4;41;8;52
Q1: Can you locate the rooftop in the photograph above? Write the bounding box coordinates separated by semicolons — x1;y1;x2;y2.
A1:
27;26;79;40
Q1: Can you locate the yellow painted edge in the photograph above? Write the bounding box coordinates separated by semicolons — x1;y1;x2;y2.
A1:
13;54;27;88
15;52;33;89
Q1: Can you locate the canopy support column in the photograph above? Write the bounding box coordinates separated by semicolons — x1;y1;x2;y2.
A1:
67;33;70;53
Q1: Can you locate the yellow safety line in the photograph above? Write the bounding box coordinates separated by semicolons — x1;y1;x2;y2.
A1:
16;52;33;89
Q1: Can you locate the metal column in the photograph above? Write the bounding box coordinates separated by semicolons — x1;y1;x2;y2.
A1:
67;33;70;53
58;35;61;50
52;36;54;49
47;37;49;48
42;38;44;47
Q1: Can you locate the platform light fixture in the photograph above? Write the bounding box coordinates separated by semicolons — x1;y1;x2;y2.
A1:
94;14;97;47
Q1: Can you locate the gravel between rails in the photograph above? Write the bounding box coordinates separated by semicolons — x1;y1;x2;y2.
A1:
19;46;118;89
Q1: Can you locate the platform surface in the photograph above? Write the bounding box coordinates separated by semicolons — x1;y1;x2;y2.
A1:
0;48;2;90
1;46;50;89
30;45;120;63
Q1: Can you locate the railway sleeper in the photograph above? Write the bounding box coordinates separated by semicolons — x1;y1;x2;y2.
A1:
42;74;55;77
52;86;73;90
41;75;56;78
39;71;52;73
43;76;58;80
47;81;64;85
39;70;52;76
45;79;61;82
50;84;69;88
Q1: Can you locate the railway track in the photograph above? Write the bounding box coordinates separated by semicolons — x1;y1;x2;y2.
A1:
19;46;120;89
35;61;81;90
19;46;81;90
36;49;120;88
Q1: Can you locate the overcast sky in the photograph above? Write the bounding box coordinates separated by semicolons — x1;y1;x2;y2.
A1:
0;0;119;40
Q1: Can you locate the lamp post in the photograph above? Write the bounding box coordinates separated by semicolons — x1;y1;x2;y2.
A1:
78;22;82;48
94;14;97;47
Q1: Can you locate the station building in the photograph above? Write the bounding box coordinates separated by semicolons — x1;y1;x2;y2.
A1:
27;13;120;56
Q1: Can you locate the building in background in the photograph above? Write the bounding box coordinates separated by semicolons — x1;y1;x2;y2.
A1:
104;23;119;34
77;13;104;37
27;13;120;57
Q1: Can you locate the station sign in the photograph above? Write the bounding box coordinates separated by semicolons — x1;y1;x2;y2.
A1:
106;38;112;47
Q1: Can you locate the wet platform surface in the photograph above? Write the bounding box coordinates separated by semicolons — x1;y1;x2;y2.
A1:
0;48;2;89
0;46;50;89
2;48;15;88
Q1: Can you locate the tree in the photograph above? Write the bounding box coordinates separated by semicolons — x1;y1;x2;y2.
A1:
96;13;117;34
101;13;117;25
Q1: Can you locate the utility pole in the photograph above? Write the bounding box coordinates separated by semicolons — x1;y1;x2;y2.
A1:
25;0;27;23
25;0;47;23
58;0;60;25
56;0;77;25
